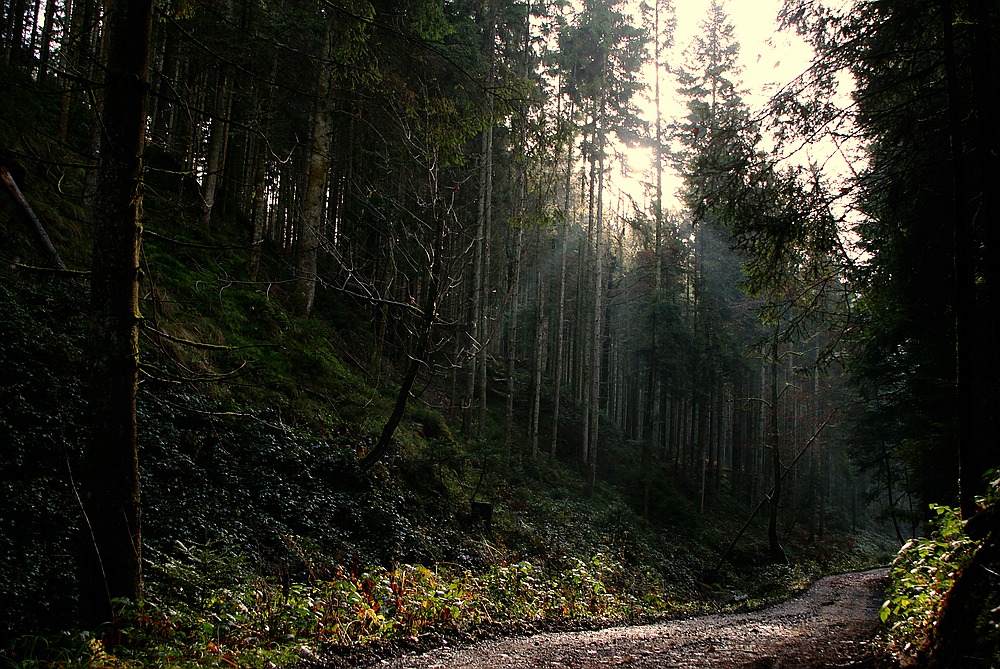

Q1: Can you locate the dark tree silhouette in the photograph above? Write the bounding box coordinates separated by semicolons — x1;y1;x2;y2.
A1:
78;0;154;630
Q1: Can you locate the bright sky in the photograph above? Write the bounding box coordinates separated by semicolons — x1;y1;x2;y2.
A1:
679;0;814;107
615;0;818;211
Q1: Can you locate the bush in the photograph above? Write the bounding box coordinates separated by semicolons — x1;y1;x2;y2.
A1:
880;504;978;653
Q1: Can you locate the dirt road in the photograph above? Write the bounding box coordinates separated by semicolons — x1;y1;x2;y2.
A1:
374;569;890;669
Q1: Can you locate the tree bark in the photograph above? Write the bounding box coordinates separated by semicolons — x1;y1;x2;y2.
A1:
767;334;787;563
35;0;57;79
530;314;547;457
82;9;110;209
58;0;82;141
505;226;523;454
199;68;232;226
79;0;153;630
942;0;999;518
248;53;277;280
296;21;336;316
530;229;546;458
463;122;491;436
3;0;26;66
587;106;606;494
550;98;573;462
476;130;493;442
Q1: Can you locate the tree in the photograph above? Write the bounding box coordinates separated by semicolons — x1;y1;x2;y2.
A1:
360;151;449;471
354;0;499;467
558;0;648;489
638;0;675;516
674;0;754;519
670;0;855;553
461;0;496;439
295;1;374;315
79;0;154;629
780;0;999;517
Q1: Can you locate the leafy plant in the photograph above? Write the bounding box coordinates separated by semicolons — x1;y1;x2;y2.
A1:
880;504;978;653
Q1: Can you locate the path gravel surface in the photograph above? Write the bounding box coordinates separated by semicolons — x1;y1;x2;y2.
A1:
372;569;891;669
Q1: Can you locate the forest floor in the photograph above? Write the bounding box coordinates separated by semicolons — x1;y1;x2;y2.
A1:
298;568;895;669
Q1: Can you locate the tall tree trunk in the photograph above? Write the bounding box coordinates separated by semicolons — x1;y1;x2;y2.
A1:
587;104;607;494
199;68;232;226
58;0;82;140
698;380;710;514
82;8;109;208
26;0;39;66
248;53;277;280
35;0;56;79
943;0;998;518
476;127;493;441
641;42;662;507
969;3;1000;528
3;0;25;66
473;0;496;442
550;100;573;461
580;124;597;469
463;123;491;436
714;382;725;493
530;227;546;459
767;333;787;563
296;22;336;316
505;227;523;454
576;129;594;411
79;0;153;630
641;345;655;518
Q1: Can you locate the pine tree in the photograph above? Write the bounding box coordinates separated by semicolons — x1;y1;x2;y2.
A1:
80;0;154;629
558;0;648;488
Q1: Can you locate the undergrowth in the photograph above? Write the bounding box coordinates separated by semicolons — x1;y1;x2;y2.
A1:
880;504;977;654
121;550;657;668
880;477;1000;662
0;262;893;668
3;540;882;669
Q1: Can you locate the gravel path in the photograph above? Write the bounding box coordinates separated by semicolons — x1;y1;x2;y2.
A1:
374;569;891;669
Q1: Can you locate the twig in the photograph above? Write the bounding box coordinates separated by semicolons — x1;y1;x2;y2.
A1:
144;228;263;251
142;322;280;351
66;458;115;624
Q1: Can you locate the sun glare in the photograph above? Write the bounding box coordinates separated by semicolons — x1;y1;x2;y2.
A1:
614;0;820;212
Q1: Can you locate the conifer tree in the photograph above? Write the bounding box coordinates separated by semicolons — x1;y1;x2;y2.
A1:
80;0;154;629
558;0;648;488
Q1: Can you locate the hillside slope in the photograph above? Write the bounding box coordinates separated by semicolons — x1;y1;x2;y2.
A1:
0;62;893;667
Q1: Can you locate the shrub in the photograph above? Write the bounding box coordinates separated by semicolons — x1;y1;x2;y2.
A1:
880;504;978;653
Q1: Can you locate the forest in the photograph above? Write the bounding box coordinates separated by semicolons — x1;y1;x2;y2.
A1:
0;0;998;666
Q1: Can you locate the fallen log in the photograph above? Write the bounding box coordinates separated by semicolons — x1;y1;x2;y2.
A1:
1;163;67;270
